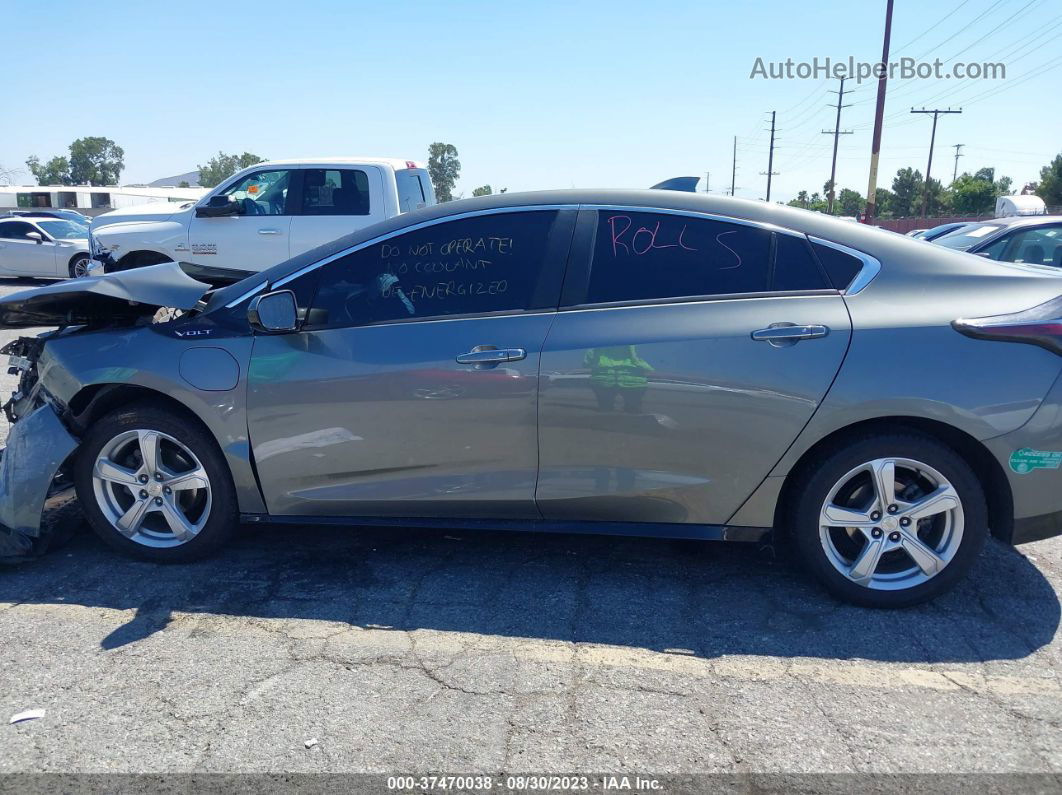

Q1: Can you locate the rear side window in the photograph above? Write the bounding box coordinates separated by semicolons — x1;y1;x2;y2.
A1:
310;210;559;327
301;169;370;216
587;211;771;303
811;242;864;290
396;170;434;212
773;234;829;291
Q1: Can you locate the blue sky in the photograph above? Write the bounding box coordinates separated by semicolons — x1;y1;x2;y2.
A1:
4;0;1059;203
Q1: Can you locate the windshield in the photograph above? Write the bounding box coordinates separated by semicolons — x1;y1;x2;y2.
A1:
38;220;88;240
934;223;1005;250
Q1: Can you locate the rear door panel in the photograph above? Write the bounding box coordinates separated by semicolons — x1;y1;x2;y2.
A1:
537;295;851;524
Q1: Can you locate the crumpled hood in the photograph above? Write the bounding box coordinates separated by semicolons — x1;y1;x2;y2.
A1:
0;262;211;328
90;201;194;229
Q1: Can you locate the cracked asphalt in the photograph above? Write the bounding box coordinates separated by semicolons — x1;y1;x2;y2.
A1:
0;278;1060;776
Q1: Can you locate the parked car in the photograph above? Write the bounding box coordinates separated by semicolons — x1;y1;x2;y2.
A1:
89;157;435;280
918;221;971;242
4;191;1062;607
933;215;1062;268
0;216;90;279
1;209;93;226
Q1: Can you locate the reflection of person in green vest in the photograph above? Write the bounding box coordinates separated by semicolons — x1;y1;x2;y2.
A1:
585;345;653;413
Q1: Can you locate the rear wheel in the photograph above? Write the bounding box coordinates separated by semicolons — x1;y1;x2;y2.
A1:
790;432;987;607
68;254;90;279
74;404;238;562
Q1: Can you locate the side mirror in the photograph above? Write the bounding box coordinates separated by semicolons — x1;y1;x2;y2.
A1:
248;290;299;333
195;195;241;217
26;231;43;244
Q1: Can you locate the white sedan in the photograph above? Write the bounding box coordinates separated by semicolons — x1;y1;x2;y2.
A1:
0;216;91;279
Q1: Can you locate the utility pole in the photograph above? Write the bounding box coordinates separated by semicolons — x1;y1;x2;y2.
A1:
730;135;737;196
822;76;853;215
911;107;962;217
864;0;894;223
705;172;710;193
760;111;779;202
951;143;965;183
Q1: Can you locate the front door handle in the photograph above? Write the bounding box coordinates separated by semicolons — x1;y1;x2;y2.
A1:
751;323;829;347
456;346;527;366
258;228;280;235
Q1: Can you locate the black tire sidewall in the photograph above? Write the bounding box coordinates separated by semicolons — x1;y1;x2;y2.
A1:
69;254;89;279
74;403;238;562
791;433;988;608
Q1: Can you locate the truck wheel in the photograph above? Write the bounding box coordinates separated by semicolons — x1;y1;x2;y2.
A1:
74;403;238;562
789;432;988;608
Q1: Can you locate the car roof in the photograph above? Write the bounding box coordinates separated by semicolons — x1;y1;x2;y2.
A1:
986;214;1062;228
259;156;427;170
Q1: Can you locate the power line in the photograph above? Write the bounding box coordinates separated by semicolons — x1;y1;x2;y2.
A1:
891;0;972;55
911;107;963;216
822;77;854;214
952;143;965;183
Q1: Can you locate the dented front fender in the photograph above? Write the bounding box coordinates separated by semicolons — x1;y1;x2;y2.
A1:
0;403;79;557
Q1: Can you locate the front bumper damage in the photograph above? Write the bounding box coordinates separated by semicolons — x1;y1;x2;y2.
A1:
0;403;80;560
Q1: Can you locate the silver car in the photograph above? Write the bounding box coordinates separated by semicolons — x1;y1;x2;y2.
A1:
3;190;1062;608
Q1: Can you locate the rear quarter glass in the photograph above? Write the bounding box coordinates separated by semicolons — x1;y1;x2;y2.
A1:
810;242;862;290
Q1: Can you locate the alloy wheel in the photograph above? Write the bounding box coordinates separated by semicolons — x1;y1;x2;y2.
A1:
91;429;212;548
818;457;964;591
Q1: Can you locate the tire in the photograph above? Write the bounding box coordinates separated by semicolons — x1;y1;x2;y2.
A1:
68;254;90;279
74;402;238;562
789;431;988;608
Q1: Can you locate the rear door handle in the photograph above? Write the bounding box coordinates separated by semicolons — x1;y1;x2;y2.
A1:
751;324;829;346
258;228;280;235
456;346;527;365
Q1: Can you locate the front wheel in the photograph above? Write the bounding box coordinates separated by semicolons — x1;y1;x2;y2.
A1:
68;254;91;279
74;403;238;562
790;432;988;608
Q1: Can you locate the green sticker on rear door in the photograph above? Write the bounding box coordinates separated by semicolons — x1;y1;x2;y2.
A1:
1009;448;1062;474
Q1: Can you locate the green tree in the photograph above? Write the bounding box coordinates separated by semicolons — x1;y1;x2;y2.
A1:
890;168;924;217
472;184;492;197
69;136;124;185
196;151;265;188
837;188;865;216
949;167;1012;214
177;180;190;188
874;187;893;219
26;155;72;186
428;142;461;202
1035;153;1062;205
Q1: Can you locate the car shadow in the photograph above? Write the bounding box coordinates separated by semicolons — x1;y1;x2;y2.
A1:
1;517;1057;663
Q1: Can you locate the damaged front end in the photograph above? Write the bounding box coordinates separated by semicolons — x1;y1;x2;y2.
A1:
0;262;214;559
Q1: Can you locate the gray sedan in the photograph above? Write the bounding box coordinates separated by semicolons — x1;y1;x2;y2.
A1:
3;190;1062;607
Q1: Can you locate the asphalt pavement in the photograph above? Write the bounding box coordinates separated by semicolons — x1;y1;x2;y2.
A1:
0;277;1060;778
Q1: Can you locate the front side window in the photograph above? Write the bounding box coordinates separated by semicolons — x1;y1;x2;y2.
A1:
300;169;370;216
38;220;87;240
219;169;292;216
998;226;1062;266
310;210;559;327
586;211;772;303
0;221;36;240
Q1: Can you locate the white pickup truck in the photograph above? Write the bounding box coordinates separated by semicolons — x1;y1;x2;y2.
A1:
89;157;435;279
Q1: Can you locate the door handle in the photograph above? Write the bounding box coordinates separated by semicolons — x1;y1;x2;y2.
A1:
751;324;829;346
257;228;280;235
455;346;527;366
